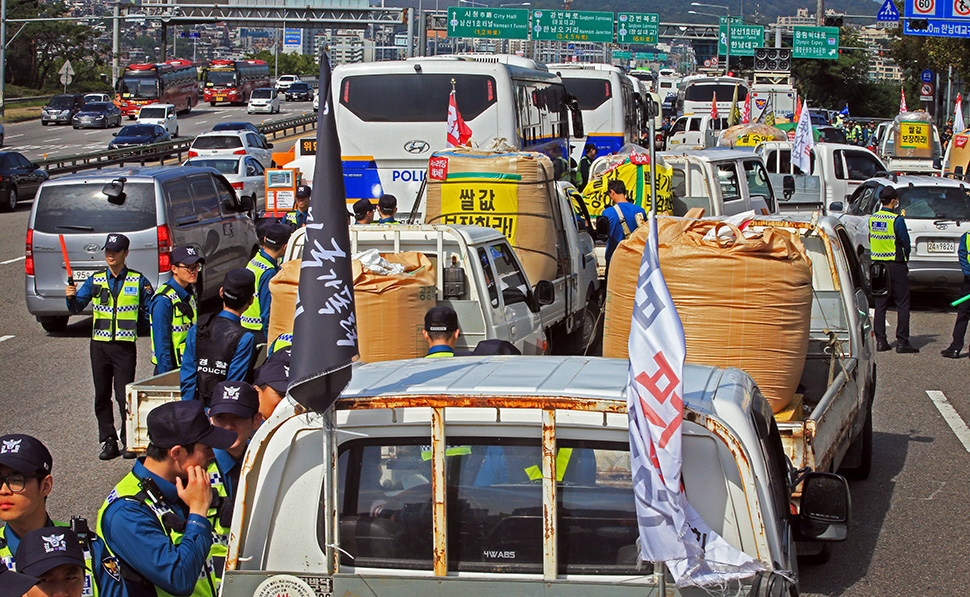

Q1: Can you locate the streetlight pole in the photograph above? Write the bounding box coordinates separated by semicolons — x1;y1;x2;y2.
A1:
1;0;7;118
690;3;730;75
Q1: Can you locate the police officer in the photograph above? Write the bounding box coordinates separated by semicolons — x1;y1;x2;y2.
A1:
549;145;570;182
16;527;91;597
578;143;597;189
207;381;262;503
352;198;376;225
1;565;39;597
283;185;311;229
423;306;460;357
180;269;258;405
870;187;917;353
376;194;400;224
66;233;154;461
151;246;204;375
942;229;970;359
241;223;292;343
0;434;123;597
598;179;646;267
253;348;291;420
97;401;235;597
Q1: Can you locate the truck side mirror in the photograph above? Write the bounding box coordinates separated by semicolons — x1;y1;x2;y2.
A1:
934;156;943;170
782;175;795;200
533;280;555;308
595;215;610;241
828;201;843;213
565;94;584;138
794;472;850;542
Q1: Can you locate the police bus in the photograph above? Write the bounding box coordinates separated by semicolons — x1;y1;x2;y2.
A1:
332;55;580;219
676;74;748;119
547;63;639;160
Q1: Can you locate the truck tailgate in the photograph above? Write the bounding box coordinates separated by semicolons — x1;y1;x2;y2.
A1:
125;370;181;452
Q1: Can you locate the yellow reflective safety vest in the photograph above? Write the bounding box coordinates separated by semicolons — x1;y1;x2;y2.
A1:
205;462;232;584
869;209;900;261
268;333;292;355
241;253;276;331
151;284;197;367
92;270;144;342
96;472;218;597
0;520;105;597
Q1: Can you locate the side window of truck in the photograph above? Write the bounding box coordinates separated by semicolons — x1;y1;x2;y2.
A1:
833;150;846;179
489;243;530;307
743;160;775;212
716;163;741;202
477;247;500;309
843;151;882;181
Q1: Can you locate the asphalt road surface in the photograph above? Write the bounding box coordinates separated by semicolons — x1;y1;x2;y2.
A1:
0;185;968;594
4;100;317;161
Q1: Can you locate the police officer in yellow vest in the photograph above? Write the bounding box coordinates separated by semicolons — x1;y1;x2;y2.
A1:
423;306;459;357
15;526;102;597
283;185;311;230
942;230;970;358
241;223;291;344
97;401;236;597
150;246;204;375
869;186;918;353
0;434;123;597
66;233;154;461
376;194;401;224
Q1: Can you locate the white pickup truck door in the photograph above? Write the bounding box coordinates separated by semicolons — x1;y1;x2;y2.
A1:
479;243;545;354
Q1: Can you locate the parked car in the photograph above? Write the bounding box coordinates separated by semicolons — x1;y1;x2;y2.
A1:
25;166;258;332
183;155;267;215
312;89;319;112
188;131;274;168
72;102;123;129
817;125;848;144
247;88;280;114
285;82;312;102
108;124;171;150
0;123;5;146
0;151;48;211
83;93;113;105
837;173;970;289
274;74;299;92
41;94;85;126
136;103;178;137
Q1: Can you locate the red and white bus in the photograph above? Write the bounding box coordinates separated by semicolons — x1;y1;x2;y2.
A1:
116;59;200;118
202;60;271;105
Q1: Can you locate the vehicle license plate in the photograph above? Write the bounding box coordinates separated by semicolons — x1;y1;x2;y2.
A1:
216;96;225;100
927;240;956;253
72;269;96;282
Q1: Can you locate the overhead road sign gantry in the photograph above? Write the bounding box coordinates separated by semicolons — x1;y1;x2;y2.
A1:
532;10;614;43
793;26;840;59
718;21;764;57
616;13;659;44
447;7;529;39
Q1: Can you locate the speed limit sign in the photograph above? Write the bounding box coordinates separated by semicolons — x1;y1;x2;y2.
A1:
914;0;935;15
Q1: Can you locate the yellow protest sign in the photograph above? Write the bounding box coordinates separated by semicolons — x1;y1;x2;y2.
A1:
440;181;519;244
899;122;930;149
581;160;674;216
736;133;777;146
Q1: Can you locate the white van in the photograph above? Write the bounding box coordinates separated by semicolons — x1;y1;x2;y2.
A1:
136;103;178;137
665;114;728;150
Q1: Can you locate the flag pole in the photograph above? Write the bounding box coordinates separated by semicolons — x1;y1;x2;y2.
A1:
648;96;657;219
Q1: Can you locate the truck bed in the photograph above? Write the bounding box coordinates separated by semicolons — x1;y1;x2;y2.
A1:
125;369;181;452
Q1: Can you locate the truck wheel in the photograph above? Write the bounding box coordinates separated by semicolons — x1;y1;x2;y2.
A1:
39;316;69;333
839;404;872;480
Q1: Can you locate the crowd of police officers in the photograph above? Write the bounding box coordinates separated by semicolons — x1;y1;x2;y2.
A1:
6;160;970;597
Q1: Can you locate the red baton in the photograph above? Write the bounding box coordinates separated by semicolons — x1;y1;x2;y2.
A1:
59;234;74;286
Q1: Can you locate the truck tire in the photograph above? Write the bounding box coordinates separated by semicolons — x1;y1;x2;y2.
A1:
558;292;599;355
39;316;68;333
839;404;872;480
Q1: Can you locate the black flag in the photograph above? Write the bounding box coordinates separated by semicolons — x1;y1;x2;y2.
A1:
287;53;357;412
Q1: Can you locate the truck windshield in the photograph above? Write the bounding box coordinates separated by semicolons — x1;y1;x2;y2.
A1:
897;185;970;219
334;438;644;575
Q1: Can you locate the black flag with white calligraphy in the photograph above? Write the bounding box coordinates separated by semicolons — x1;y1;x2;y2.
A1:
288;53;357;412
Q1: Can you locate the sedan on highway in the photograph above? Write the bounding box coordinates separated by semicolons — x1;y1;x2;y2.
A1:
184;155;267;215
248;88;281;114
189;130;274;168
285;82;312;102
0;151;47;211
108;124;171;150
72;102;123;129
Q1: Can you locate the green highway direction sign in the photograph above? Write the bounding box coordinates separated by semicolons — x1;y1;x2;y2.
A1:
616;13;659;44
612;50;632;59
446;7;529;39
635;52;654;60
719;21;765;57
532;10;614;43
793;26;840;60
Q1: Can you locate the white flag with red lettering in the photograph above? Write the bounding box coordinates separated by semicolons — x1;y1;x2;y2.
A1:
955;93;965;133
899;87;907;114
447;89;472;147
627;215;764;587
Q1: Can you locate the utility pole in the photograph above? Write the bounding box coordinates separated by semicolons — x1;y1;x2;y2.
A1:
1;0;7;118
112;1;120;88
817;0;825;26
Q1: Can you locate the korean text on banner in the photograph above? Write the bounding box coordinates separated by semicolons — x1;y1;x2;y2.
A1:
582;161;674;217
626;215;764;587
440;180;519;243
900;121;930;149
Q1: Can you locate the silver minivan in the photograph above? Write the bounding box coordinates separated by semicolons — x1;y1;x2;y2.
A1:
25;166;258;332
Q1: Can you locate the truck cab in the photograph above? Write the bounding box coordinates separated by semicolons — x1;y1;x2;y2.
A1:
660;150;778;216
221;356;850;596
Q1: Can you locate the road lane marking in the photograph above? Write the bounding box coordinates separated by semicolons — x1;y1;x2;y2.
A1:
0;255;24;265
84;131;102;135
926;390;970;453
7;133;23;139
0;335;13;343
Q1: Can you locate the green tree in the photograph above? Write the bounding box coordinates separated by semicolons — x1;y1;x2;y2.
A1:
245;50;319;76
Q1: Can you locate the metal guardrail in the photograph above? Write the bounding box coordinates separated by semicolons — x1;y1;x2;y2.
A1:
6;95;54;106
34;113;317;176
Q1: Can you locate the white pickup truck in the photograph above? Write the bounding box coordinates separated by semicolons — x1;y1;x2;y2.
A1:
220;356;851;596
660;149;779;216
756;141;887;213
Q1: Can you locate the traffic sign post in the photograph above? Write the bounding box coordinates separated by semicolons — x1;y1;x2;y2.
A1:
447;7;529;39
718;22;764;57
58;60;74;91
921;69;934;82
921;81;935;101
616;13;659;44
878;0;900;21
179;31;201;38
793;26;840;59
531;10;614;43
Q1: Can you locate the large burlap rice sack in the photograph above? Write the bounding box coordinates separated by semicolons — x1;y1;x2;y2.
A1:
425;147;560;284
603;218;813;413
268;252;436;362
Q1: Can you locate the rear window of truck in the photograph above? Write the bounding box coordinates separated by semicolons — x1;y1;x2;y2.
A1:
34;182;156;233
